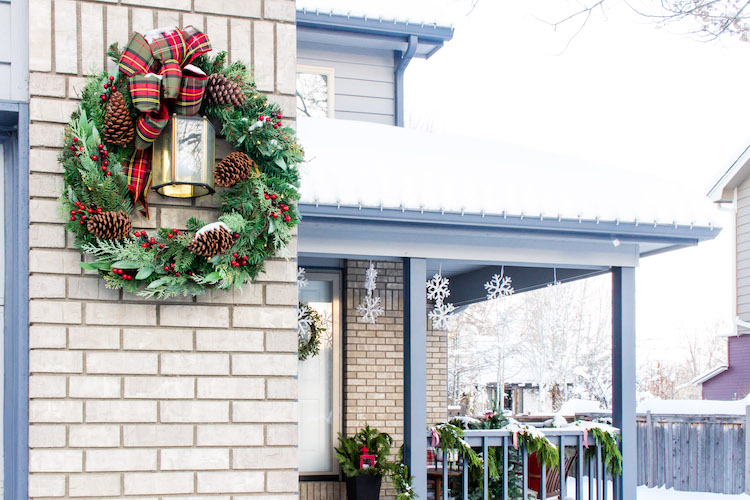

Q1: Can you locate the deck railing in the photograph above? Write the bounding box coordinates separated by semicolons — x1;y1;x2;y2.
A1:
427;428;618;500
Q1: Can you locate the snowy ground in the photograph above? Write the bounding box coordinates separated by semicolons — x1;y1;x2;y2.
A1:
564;481;749;499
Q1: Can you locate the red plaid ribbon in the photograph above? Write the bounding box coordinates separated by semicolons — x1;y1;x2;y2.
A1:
118;26;212;216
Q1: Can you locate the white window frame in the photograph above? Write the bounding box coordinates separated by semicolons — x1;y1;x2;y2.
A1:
296;65;336;119
299;270;343;477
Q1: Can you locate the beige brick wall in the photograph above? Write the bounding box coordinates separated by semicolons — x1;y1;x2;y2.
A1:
340;260;447;498
27;1;299;497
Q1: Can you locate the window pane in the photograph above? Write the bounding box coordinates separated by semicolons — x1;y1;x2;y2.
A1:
296;72;329;118
299;280;334;473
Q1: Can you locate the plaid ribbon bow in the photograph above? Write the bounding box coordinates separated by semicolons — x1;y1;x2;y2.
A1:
118;26;212;215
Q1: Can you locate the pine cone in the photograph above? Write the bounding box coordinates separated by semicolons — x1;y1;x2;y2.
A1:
86;211;132;240
206;73;246;107
103;89;135;147
188;223;233;258
215;152;255;187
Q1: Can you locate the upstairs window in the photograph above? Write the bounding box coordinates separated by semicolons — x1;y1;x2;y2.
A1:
296;65;335;119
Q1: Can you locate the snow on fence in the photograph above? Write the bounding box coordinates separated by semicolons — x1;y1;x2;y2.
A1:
580;409;748;495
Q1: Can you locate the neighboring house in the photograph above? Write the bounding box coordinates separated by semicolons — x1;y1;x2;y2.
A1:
0;3;720;500
692;335;750;400
706;147;750;400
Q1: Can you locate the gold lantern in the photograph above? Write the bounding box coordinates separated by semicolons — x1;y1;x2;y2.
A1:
151;115;216;198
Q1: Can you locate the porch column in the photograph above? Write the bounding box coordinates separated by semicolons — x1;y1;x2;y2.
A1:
404;257;427;500
612;267;636;500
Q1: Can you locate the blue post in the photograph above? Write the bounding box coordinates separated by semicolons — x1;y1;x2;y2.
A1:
404;257;427;500
612;267;636;500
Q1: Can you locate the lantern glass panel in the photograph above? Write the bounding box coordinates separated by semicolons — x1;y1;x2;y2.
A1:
152;115;215;198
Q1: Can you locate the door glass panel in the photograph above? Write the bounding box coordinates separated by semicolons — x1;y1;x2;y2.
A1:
299;279;335;473
296;72;330;118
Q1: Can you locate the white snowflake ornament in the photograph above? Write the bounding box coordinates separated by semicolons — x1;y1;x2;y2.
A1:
484;267;514;300
357;295;384;324
428;301;457;329
364;263;378;293
297;304;313;337
296;267;309;288
358;262;384;324
426;273;451;302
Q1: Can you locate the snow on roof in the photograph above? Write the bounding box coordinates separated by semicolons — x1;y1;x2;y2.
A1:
297;117;720;229
637;395;750;415
690;364;729;386
296;0;460;28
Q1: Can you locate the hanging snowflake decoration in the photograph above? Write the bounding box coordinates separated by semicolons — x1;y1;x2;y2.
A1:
358;295;385;324
426;273;451;302
428;300;457;329
485;267;514;300
426;271;457;329
297;304;313;336
358;262;384;324
364;264;378;293
296;267;309;288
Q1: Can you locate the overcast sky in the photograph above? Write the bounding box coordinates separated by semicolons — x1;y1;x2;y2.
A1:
404;0;749;364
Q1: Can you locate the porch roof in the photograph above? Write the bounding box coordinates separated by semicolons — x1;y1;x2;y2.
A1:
296;117;720;265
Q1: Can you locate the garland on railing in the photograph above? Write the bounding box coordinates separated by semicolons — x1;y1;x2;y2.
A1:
569;420;623;476
431;422;483;468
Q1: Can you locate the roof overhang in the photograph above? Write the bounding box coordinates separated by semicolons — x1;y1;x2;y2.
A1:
296;10;454;58
691;365;729;386
708;143;750;203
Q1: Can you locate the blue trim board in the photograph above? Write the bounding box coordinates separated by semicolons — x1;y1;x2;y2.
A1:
1;101;29;499
298;204;717;246
296;10;454;43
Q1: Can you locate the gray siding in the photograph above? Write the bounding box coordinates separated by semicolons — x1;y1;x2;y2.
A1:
297;42;395;125
0;0;28;102
738;176;750;327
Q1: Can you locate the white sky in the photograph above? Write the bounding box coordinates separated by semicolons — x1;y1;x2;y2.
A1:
404;0;747;364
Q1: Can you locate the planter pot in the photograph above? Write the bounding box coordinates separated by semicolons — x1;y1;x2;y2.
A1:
345;474;382;500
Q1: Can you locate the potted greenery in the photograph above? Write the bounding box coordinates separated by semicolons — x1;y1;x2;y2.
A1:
334;425;395;500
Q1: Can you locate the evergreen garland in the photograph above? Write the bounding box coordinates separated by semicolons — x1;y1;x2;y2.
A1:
58;41;303;299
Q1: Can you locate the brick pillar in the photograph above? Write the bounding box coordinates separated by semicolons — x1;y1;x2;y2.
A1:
27;1;299;497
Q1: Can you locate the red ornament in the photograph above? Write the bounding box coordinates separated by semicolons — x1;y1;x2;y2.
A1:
92;155;98;161
284;215;291;222
277;121;282;126
231;260;238;266
70;216;76;221
101;166;107;171
233;232;240;239
233;252;238;258
168;233;174;239
98;144;103;149
70;145;76;151
277;113;283;119
159;244;164;248
73;137;78;142
134;231;140;237
142;243;148;248
79;146;84;151
150;237;155;244
271;194;277;200
106;171;111;176
101;94;107;101
264;193;270;200
79;220;85;225
75;201;81;206
102;150;108;156
164;265;170;271
103;160;109;166
103;83;108;89
175;272;180;277
109;76;115;81
88;208;93;214
96;208;102;213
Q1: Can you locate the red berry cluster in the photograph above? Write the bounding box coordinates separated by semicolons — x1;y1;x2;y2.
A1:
70;200;102;226
167;228;182;239
230;252;248;268
162;262;184;277
100;75;116;102
258;111;283;129
134;230;163;249
111;268;134;280
264;192;292;222
94;143;112;176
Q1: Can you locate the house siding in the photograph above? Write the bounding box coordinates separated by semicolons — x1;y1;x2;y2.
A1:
27;1;299;498
702;335;750;400
737;175;750;331
297;43;396;125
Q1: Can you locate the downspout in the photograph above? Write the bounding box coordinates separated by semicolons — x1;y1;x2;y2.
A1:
395;35;418;127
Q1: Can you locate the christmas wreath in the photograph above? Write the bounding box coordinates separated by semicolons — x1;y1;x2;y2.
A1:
58;27;302;298
297;303;325;361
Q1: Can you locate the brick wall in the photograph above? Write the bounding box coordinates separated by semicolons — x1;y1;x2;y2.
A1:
27;0;299;497
338;260;446;498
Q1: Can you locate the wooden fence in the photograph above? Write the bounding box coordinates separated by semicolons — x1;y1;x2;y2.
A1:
636;411;747;494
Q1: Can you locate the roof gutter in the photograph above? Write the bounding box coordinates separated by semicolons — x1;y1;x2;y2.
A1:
395;35;418;127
